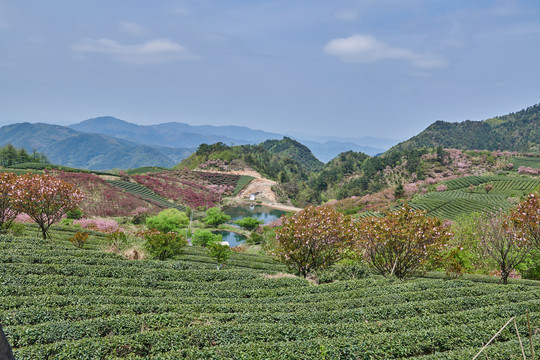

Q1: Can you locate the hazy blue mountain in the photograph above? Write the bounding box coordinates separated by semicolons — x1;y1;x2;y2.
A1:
40;133;176;170
289;133;400;150
0;116;397;170
70;117;278;148
302;140;385;162
0;123;192;170
70;116;394;162
0;122;80;150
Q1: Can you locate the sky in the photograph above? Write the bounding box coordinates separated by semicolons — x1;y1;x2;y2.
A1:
1;0;539;141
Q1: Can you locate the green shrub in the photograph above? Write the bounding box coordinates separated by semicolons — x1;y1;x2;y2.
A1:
202;207;230;227
518;249;540;280
68;231;89;249
3;222;25;236
66;208;84;220
245;231;263;245
234;217;263;231
146;208;189;233
316;263;371;284
105;230;128;252
58;218;74;226
207;242;231;270
143;231;186;260
192;229;222;247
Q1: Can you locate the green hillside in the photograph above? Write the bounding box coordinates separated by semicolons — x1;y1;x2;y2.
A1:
1;229;539;359
409;176;540;220
261;137;323;172
390;103;540;153
177;141;316;206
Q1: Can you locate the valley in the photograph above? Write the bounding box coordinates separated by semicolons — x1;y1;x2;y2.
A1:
0;103;539;359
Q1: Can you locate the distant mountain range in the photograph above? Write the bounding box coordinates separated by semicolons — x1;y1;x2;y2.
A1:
0;117;394;170
3;102;536;171
71;117;391;162
0;122;185;169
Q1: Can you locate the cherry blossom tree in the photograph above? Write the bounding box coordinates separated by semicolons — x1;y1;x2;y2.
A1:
274;206;356;278
0;172;19;231
476;212;535;284
510;193;539;248
12;173;84;239
358;205;452;279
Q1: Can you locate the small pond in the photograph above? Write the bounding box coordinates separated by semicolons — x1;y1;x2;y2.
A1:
213;204;287;246
223;204;287;225
212;231;248;247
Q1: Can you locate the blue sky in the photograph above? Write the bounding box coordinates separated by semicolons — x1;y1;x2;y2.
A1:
1;0;539;140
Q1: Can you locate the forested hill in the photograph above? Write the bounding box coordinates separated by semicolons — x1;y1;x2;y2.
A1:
389;103;540;153
261;137;323;172
177;141;311;181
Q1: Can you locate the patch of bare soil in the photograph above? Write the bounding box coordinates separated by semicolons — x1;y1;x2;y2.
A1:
198;168;301;211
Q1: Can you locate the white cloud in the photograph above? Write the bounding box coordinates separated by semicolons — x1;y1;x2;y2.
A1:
324;34;446;69
119;21;147;36
72;38;199;64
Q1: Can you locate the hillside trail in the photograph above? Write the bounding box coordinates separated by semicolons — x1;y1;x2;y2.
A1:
198;168;300;212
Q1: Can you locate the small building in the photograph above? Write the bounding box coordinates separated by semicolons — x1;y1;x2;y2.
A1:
249;193;256;201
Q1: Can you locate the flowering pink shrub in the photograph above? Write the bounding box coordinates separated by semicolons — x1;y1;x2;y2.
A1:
403;183;418;197
74;218;119;233
518;166;539;175
264;216;284;229
436;185;448;192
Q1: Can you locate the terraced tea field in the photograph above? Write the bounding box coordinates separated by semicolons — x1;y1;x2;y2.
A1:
107;180;187;212
410;176;540;220
1;227;538;359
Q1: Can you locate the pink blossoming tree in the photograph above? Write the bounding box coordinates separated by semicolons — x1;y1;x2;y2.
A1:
357;205;452;279
12;173;84;239
274;206;356;278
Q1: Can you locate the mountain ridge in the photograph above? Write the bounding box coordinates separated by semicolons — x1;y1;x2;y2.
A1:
389;103;540;153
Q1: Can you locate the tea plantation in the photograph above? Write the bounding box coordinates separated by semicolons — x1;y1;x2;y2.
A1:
1;227;539;359
410;176;540;220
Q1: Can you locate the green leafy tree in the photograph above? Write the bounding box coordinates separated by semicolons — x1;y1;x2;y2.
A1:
11;173;84;239
207;241;231;270
358;205;452;279
274;206;356;278
234;216;263;231
394;182;405;199
146;208;189;233
202;207;230;227
142;229;186;260
192;229;222;247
